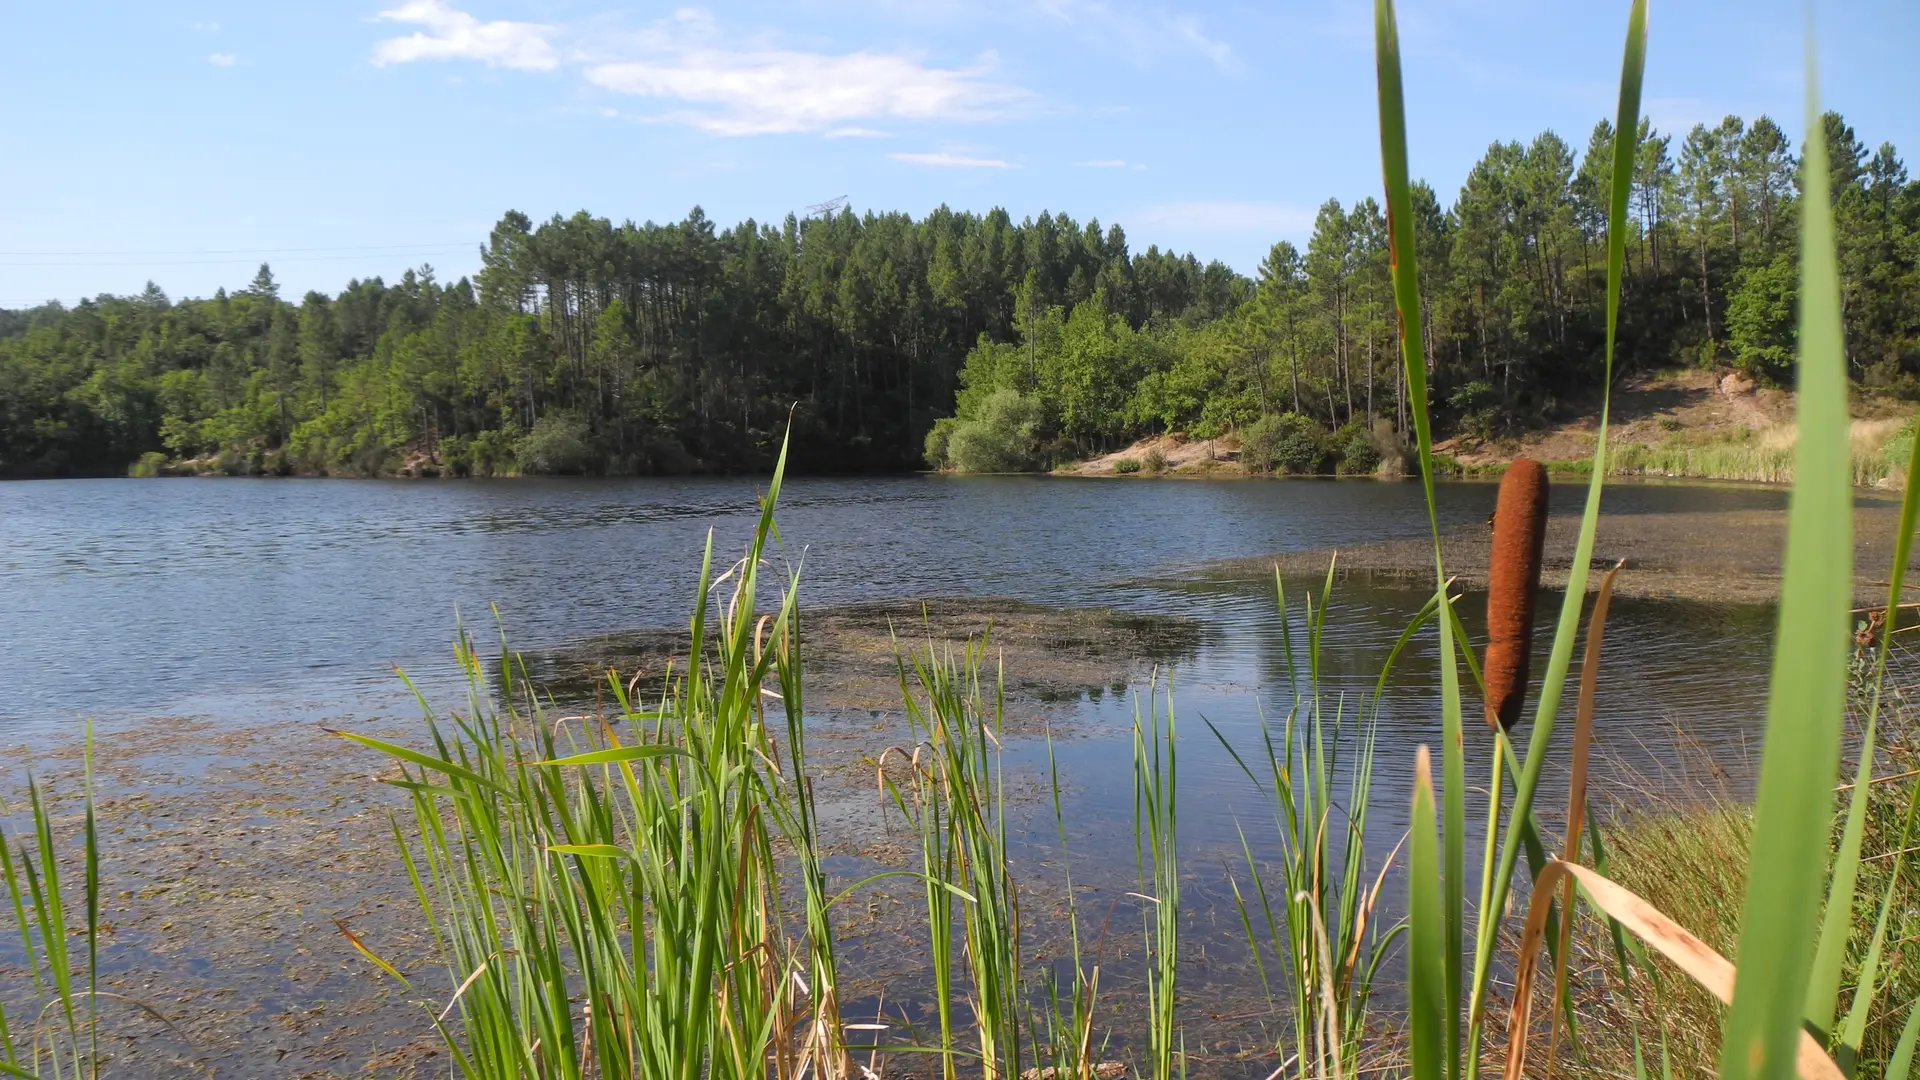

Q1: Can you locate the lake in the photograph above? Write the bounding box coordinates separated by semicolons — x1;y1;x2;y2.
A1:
0;473;1791;738
0;473;1816;1073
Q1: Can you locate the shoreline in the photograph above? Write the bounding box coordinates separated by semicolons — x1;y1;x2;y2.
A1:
1193;497;1917;606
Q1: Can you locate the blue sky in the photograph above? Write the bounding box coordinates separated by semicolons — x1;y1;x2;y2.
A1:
1;0;1914;306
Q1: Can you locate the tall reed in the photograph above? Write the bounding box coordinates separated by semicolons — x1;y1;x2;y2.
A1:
1133;682;1179;1080
1211;566;1405;1080
341;438;853;1080
0;728;100;1080
1377;1;1920;1078
885;635;1024;1080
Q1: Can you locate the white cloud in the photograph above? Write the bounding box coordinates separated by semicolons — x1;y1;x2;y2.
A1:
1035;0;1234;70
890;151;1009;168
1076;159;1128;168
1136;201;1314;233
366;3;1033;136
587;48;1026;136
371;0;557;72
207;52;237;67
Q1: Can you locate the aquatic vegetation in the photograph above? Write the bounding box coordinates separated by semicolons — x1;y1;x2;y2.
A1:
1209;564;1405;1080
336;444;859;1080
1377;0;1920;1077
0;730;100;1079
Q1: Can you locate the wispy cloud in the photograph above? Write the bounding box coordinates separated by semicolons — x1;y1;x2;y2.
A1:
207;52;237;67
371;0;558;72
889;151;1009;168
1035;0;1235;70
1136;201;1314;233
586;49;1026;136
368;3;1031;136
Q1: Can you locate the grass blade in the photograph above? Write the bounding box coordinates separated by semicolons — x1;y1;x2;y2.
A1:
1372;7;1468;1071
1547;561;1624;1073
1717;35;1852;1080
1507;862;1843;1080
1409;746;1444;1080
1471;3;1645;1057
1887;996;1920;1080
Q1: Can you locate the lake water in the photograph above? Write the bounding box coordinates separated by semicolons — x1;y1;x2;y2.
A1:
0;473;1821;1069
0;473;1804;862
0;473;1790;736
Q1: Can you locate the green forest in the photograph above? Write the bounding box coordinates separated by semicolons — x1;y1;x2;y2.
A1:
2;110;1915;478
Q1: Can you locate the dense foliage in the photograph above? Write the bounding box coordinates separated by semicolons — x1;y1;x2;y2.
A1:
2;110;1915;477
929;110;1920;470
0;207;1239;477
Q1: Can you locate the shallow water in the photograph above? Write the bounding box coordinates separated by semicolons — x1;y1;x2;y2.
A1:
0;473;1801;890
0;473;1820;1073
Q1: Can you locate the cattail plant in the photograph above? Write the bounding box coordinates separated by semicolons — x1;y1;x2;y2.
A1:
1482;458;1548;732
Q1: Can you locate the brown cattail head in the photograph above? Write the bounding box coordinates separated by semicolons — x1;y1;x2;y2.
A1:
1484;458;1549;731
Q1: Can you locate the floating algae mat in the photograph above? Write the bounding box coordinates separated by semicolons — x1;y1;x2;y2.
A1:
510;598;1213;714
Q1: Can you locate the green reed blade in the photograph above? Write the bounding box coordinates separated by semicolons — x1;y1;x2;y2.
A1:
1469;1;1644;1053
1409;747;1443;1080
1372;7;1469;1070
534;746;687;767
1805;709;1873;1043
1888;995;1920;1080
1829;321;1920;1062
1717;35;1852;1080
1839;773;1920;1064
329;729;509;794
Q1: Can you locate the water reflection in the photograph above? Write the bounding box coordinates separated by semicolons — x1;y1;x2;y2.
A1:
0;472;1828;1068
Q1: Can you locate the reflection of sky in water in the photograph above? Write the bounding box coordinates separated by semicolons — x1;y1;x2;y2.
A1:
1;473;1795;733
3;473;1873;1063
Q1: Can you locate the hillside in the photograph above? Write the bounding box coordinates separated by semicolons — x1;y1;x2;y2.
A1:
1062;370;1916;487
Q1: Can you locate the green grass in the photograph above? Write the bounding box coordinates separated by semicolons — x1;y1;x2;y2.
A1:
1579;758;1920;1080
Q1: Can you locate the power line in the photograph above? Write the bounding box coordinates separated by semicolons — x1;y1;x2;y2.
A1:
0;251;481;268
0;241;477;257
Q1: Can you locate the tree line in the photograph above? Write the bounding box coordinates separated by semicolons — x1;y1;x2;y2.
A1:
931;110;1919;472
2;109;1914;478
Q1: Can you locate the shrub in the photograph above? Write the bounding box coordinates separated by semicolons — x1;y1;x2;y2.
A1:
946;389;1044;473
1114;457;1142;474
1143;446;1168;473
1240;413;1329;475
1447;380;1500;439
1333;421;1381;475
129;451;169;478
924;416;959;469
516;412;593;475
